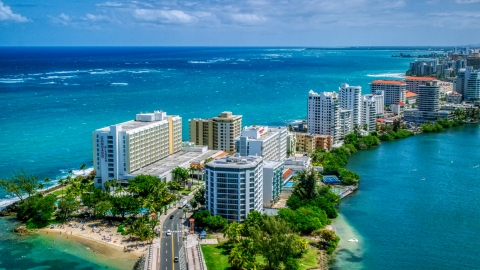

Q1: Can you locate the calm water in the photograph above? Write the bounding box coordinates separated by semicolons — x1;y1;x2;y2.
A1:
332;124;480;269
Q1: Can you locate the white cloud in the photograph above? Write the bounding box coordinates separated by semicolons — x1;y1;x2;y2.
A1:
96;1;123;7
0;1;30;22
83;13;112;22
456;0;480;3
133;9;194;24
50;13;71;25
231;14;266;25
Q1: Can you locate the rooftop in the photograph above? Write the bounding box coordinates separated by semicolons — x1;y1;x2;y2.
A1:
206;155;263;169
406;91;418;98
405;76;437;81
129;149;222;177
370;80;406;85
263;160;283;169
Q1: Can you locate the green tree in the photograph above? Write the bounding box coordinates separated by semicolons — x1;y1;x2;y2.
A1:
111;195;141;219
172;167;189;188
94;200;113;219
80;164;87;176
57;194;79;220
194;186;206;205
292;169;319;200
223;222;243;246
183;207;188;218
190;199;198;211
228;239;257;270
0;170;46;201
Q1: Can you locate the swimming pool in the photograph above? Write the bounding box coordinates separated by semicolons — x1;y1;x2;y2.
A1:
284;182;295;187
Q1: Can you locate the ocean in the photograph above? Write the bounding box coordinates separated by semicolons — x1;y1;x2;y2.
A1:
2;46;474;269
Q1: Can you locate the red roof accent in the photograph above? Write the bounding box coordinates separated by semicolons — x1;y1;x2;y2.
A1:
214;151;228;158
406;90;418;98
371;80;406;85
405;76;436;81
283;169;293;179
398;102;405;106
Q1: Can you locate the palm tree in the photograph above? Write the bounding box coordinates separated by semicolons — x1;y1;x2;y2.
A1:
80;164;87;176
182;207;188;219
189;165;196;187
59;178;66;196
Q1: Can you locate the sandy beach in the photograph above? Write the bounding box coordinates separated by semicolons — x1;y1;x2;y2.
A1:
38;220;150;257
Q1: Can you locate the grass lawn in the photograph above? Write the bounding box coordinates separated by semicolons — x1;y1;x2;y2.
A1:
179;189;193;195
50;189;66;196
201;244;230;270
201;244;318;270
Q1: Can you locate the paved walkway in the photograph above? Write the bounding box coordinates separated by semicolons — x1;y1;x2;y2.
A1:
185;234;207;270
144;238;161;270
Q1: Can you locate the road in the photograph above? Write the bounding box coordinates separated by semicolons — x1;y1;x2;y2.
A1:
159;208;187;270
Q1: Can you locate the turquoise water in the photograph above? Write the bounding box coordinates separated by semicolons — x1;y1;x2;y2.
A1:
285;182;295;187
0;217;136;269
332;124;480;269
1;47;468;268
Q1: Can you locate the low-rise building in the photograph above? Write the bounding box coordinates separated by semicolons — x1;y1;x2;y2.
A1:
295;133;333;153
445;92;463;104
286;131;297;157
284;156;312;175
205;156;263;222
406;90;418;105
263;161;284;207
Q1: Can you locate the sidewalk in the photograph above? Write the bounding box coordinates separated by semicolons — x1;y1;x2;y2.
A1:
185;234;207;270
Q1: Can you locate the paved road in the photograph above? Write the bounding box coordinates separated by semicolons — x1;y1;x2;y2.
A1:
159;208;187;270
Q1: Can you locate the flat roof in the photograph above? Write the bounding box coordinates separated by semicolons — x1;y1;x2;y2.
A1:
129;149;222;177
263;160;283;169
96;116;180;133
206;156;263;169
405;76;436;81
371;80;406;85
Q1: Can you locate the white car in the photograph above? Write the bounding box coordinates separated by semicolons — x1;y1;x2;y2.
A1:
166;230;172;236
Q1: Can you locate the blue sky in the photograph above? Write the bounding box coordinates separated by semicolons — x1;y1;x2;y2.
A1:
1;0;480;46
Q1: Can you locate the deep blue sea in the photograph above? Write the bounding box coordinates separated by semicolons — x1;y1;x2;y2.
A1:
3;46;476;269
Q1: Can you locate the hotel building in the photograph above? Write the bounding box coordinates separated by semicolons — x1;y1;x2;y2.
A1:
405;76;437;94
92;110;182;188
235;126;287;161
189;112;242;154
307;90;341;144
467;70;480;101
417;81;440;112
205;156;263;222
370;80;406;106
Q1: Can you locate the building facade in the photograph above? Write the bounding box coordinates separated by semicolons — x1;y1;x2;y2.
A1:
417;81;440;112
361;95;377;132
295;133;333;153
286;131;297;157
92;110;182;187
405;76;437;94
338;83;362;128
263;161;284;207
205;156;263;222
189;111;242;154
235;126;287;161
307;90;341;144
445;92;463;104
467;70;480;101
370;80;406;106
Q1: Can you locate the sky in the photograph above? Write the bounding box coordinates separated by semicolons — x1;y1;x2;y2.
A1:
1;0;480;46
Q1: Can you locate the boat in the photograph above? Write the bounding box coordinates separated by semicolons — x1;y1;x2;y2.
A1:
421;177;426;180
413;168;417;171
348;238;359;242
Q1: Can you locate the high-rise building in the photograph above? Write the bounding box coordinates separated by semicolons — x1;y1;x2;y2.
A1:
467;70;480;101
205;155;263;222
263;161;284;207
455;67;472;100
417;81;440;112
189;111;242;154
286;131;297;157
92;110;182;187
370;80;406;106
339;109;352;138
361;95;377;132
405;76;437;94
372;90;385;116
307;90;340;144
235;126;287;161
338;83;362;128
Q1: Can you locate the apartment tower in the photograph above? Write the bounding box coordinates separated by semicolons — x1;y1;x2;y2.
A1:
370;80;406;106
307;90;340;144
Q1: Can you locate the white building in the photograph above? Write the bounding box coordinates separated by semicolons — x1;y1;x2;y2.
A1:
286;131;297;157
361;95;377;132
338;83;362;128
92;110;182;188
467;70;480;101
205;156;264;222
445;92;463;104
455;67;472;100
372;90;385;116
263;161;284;207
307;90;341;144
235;126;287;161
370;80;406;106
339;109;352;138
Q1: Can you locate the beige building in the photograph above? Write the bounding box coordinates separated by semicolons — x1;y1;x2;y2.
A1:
92;110;182;188
295;133;333;154
189;111;242;154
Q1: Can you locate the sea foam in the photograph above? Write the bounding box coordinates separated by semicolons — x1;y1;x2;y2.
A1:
366;73;405;78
